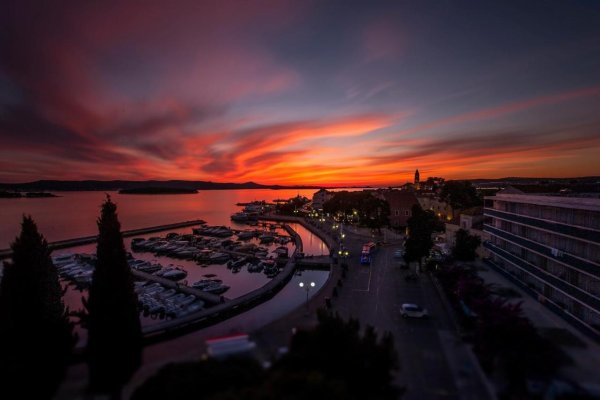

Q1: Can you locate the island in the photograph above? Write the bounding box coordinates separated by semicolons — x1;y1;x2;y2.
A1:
118;187;198;195
0;191;58;198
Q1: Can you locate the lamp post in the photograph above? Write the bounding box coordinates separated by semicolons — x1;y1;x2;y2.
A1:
299;281;315;313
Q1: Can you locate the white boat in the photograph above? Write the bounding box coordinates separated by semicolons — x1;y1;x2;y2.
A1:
209;252;230;264
200;282;230;294
274;246;289;257
231;212;249;222
174;300;205;317
161;268;188;281
259;234;275;244
192;278;223;289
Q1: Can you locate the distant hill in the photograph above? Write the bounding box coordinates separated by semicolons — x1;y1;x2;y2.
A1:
468;176;600;185
0;180;323;191
118;187;198;195
468;176;600;194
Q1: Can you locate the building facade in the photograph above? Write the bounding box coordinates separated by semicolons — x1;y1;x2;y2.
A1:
312;188;334;211
379;190;419;228
414;169;420;190
417;193;454;220
483;192;600;335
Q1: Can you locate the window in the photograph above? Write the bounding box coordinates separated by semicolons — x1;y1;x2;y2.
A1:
395;210;400;216
405;210;410;216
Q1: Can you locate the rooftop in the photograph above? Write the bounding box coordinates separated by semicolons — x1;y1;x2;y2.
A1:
485;193;600;212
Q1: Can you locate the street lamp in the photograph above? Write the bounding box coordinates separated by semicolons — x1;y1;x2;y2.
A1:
299;281;316;313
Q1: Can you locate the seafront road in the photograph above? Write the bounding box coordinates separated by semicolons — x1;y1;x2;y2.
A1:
252;219;493;400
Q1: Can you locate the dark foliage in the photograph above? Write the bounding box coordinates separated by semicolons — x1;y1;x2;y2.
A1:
132;310;401;400
276;195;310;215
404;204;444;267
435;264;566;396
86;196;142;396
323;191;390;230
424;176;445;191
131;358;265;400
0;216;75;399
439;181;481;210
275;310;399;399
452;229;481;261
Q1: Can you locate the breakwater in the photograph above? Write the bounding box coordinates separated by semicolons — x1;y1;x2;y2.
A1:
0;219;206;260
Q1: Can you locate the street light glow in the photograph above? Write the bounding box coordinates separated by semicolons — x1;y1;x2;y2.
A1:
299;281;315;314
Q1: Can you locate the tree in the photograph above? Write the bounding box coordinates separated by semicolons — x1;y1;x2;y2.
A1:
404;205;444;269
131;358;265;400
132;310;402;400
276;310;399;399
0;216;75;399
86;196;142;397
425;176;445;191
323;191;390;230
452;229;481;261
276;195;310;216
439;180;481;211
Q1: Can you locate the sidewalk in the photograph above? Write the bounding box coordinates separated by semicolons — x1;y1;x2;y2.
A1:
474;260;600;389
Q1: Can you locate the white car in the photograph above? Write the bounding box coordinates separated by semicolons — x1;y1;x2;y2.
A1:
400;303;429;318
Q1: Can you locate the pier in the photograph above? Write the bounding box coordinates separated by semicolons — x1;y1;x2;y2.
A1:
295;256;332;270
0;219;206;260
131;269;223;305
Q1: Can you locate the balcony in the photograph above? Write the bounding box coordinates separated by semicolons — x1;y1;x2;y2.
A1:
484;224;600;279
484;208;600;243
483;241;600;312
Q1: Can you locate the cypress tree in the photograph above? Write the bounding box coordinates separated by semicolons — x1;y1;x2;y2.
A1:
0;215;75;399
86;196;142;397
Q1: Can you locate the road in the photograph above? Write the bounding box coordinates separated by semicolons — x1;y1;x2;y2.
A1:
332;231;456;399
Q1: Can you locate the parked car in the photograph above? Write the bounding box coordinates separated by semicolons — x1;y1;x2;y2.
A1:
393;249;404;258
400;303;429;318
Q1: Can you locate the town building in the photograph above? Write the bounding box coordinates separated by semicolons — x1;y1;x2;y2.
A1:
312;188;334;211
377;190;419;229
417;193;454;220
483;190;600;335
414;169;420;190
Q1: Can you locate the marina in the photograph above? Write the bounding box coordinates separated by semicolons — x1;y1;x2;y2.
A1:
0;189;332;349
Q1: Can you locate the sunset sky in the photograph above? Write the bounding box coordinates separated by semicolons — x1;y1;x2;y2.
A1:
1;0;599;186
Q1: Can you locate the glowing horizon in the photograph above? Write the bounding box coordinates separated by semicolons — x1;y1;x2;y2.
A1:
1;1;599;185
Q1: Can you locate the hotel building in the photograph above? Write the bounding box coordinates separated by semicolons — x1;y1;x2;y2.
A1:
483;191;600;335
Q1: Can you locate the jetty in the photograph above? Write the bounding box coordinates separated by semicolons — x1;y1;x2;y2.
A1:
131;269;223;305
295;255;332;270
0;219;206;260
